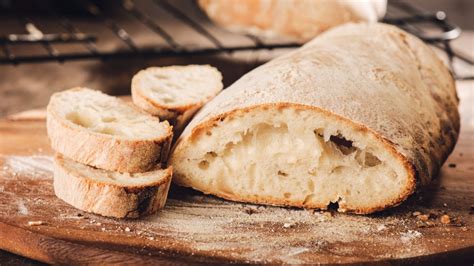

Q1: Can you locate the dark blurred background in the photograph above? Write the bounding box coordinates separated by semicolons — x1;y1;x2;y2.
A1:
0;0;472;117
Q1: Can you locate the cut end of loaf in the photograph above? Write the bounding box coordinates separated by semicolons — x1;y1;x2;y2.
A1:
171;104;416;214
53;154;172;218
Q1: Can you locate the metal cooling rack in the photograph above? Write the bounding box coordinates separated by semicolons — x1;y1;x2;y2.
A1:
0;0;472;80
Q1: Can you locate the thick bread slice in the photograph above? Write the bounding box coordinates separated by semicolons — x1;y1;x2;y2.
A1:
53;154;172;218
169;23;460;214
198;0;386;42
47;88;173;173
131;65;223;132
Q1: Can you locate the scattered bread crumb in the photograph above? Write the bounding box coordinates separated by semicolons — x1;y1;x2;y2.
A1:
376;224;387;232
125;227;131;232
283;222;293;228
440;215;450;224
243;206;260;215
27;221;44;226
400;230;422;243
418;214;429;221
412;211;421;216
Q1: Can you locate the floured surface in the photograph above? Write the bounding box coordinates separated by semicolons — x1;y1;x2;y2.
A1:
0;107;473;264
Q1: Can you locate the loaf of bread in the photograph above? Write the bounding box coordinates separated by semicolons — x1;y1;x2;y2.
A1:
198;0;386;41
169;23;460;214
53;154;172;218
132;65;223;133
47;88;173;173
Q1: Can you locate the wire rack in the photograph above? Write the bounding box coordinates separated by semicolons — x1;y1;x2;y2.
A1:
0;0;472;80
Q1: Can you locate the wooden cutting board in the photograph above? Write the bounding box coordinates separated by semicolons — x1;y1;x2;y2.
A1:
0;84;473;264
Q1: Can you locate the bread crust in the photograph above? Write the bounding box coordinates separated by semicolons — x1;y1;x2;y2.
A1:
53;155;172;218
172;103;416;214
170;23;459;214
47;90;173;173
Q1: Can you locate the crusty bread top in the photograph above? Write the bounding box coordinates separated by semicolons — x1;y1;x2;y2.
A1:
56;154;172;188
48;87;171;141
178;23;459;187
131;65;223;114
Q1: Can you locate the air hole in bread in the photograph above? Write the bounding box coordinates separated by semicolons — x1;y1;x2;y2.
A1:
101;117;116;123
98;127;118;135
198;160;209;170
277;170;288;177
327;200;340;211
307;179;315;192
66;112;94;128
330;166;348;175
206;151;218;157
364;152;382;167
355;150;382;168
153;74;168;79
329;135;356;155
161;97;175;104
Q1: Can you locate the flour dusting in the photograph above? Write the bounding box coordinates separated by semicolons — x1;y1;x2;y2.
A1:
17;200;28;215
4;155;53;178
400;230;422;243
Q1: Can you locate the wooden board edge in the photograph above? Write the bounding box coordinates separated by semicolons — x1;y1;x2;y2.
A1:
0;221;178;264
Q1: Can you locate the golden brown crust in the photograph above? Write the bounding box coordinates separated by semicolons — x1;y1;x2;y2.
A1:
53;154;172;218
173;103;416;214
47;102;173;173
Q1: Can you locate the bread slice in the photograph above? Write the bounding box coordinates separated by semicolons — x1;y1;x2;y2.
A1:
53;154;172;218
131;65;223;132
47;88;173;173
169;23;459;214
198;0;386;42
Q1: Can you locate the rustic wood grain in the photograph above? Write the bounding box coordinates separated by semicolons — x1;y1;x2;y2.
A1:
0;82;473;264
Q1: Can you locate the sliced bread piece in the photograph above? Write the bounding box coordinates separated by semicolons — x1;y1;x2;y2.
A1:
131;65;223;132
53;154;172;218
47;87;173;173
169;23;459;214
198;0;387;42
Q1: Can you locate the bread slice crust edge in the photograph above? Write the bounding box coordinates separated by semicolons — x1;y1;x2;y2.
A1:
53;154;173;218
